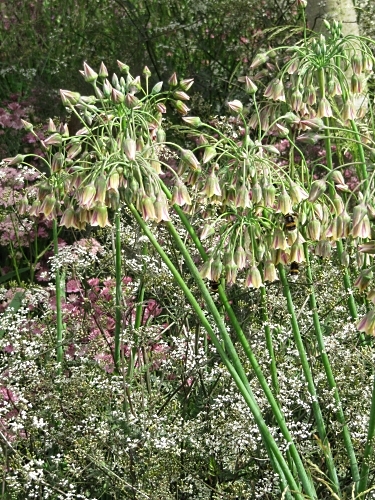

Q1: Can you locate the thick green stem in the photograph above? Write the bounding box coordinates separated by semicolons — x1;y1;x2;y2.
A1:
317;67;358;322
358;374;375;494
127;203;305;498
304;243;359;485
159;186;316;498
260;285;280;396
114;212;122;373
52;219;64;366
278;264;341;496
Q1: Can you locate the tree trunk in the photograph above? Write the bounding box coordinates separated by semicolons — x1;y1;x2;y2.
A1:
305;0;359;37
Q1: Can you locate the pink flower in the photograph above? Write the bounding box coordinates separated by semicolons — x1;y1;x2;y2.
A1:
66;279;81;293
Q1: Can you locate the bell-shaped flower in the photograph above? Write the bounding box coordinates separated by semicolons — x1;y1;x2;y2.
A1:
171;179;191;206
308;179;327;203
276;189;292;215
245;265;262;288
354;269;373;292
202;170;221;198
352;214;371;239
264;260;278;282
357;309;375;335
272;228;289;250
154;192;170;223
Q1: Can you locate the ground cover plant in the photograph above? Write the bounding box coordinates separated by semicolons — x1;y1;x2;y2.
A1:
2;4;375;499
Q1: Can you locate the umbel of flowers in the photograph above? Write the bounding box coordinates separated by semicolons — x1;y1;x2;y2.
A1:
5;46;375;303
11;60;197;232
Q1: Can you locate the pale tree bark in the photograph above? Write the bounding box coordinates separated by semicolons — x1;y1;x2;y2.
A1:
305;0;359;37
305;0;367;115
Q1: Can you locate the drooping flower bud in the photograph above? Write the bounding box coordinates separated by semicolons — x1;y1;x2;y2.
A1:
123;138;136;161
179;78;194;91
151;82;163;94
125;93;140;109
357;310;375;336
227;100;243;114
111;88;125;104
91;202;110;227
308;179;327;203
173;100;190;115
354;269;373;292
60;90;81;106
202;146;217;164
317;98;333;118
182;116;202;127
181;149;200;171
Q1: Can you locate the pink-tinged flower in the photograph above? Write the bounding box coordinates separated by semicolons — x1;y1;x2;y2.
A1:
108;172;120;193
211;258;223;282
272;228;288;250
67;279;81;293
290;235;305;263
40;194;56;217
202;171;221;198
182;116;202;127
315;240;332;258
180;149;200;171
250;52;269;69
240;76;258;94
154;192;171;222
245;265;262;288
225;259;238;285
141;195;156;221
171;179;191;206
102;79;112;97
307;219;321;241
342;99;356;122
199;258;213;280
202;147;217;164
227;99;243;114
200;224;215;240
317;98;333;118
352;204;367;228
179;78;194;91
60;207;77;228
234;245;246;270
276;189;292;215
91;203;110;227
235;184;252;209
263;184;276;208
357;310;375;335
94;174;107;204
117;60;129;74
156;102;167;114
308;179;327;203
263;78;285;101
264;260;278;282
80;183;96;209
289;181;308;204
173;90;190;101
290;89;303;112
168;72;178;86
359;241;375;254
111;88;125;104
98;61;108;79
173;100;190;115
354;269;373;292
352;214;371;239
